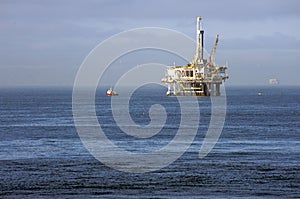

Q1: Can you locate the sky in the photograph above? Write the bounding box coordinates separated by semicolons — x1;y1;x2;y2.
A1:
1;0;300;87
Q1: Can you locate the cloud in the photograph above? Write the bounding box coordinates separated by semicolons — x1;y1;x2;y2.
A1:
222;32;300;50
1;0;300;86
2;0;299;23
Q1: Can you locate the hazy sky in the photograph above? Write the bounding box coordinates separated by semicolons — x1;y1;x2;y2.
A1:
1;0;300;87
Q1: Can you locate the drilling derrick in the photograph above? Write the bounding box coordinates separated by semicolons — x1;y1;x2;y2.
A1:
162;16;228;96
192;16;205;65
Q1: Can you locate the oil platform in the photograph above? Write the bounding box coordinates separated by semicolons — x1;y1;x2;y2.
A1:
162;17;228;96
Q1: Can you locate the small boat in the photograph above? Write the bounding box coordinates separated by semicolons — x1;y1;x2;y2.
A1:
106;88;118;96
258;92;263;96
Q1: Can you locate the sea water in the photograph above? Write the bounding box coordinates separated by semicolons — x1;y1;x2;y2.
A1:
0;86;299;198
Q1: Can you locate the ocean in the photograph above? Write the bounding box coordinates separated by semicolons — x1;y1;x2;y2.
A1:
0;86;299;198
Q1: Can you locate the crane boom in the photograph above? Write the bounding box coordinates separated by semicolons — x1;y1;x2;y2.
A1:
210;34;219;65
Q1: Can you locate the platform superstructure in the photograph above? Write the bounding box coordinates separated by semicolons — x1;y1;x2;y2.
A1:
162;16;228;96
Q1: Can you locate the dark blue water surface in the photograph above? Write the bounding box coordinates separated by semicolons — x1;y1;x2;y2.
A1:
0;86;299;198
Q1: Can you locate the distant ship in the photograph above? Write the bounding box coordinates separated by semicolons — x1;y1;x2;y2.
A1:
106;88;118;96
269;78;279;85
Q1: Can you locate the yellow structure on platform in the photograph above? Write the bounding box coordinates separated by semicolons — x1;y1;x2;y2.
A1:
162;16;228;96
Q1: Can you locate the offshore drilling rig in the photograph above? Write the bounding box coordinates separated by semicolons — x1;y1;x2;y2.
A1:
162;16;228;96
